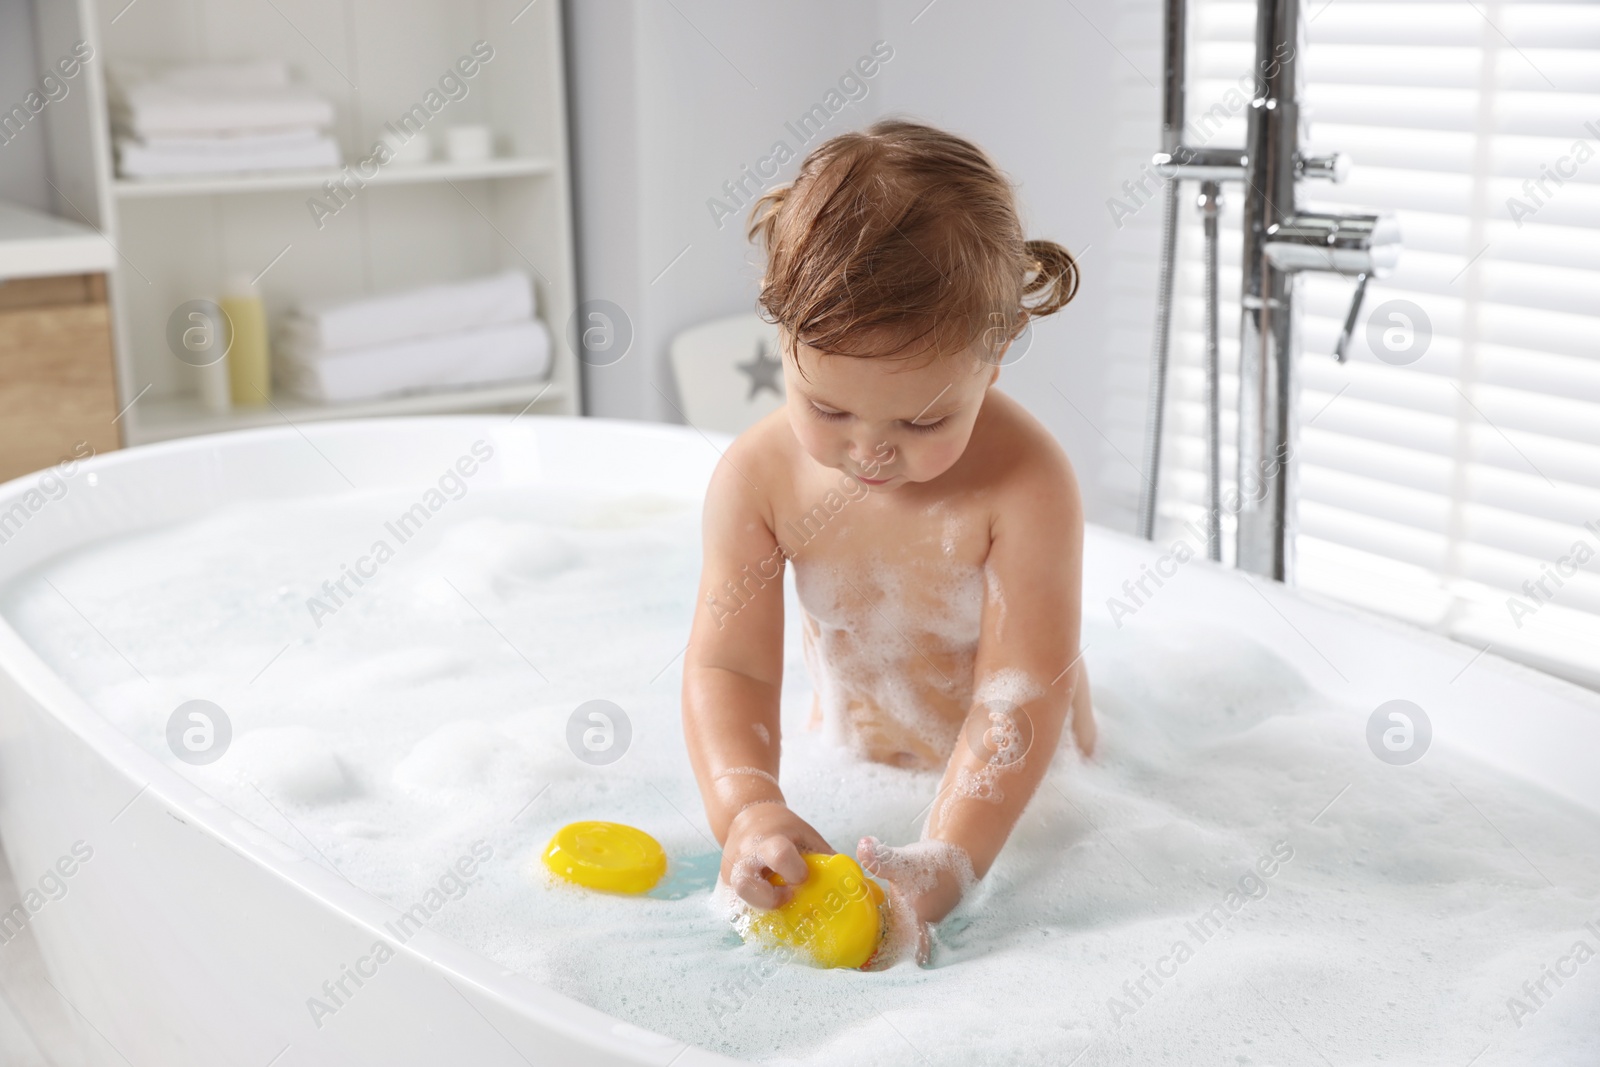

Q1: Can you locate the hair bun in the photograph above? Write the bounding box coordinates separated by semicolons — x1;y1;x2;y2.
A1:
1021;239;1081;318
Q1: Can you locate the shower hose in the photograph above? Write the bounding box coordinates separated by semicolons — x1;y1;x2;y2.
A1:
1136;175;1224;562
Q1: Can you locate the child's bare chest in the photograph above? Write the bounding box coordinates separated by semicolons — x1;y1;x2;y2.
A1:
775;480;993;763
774;481;992;645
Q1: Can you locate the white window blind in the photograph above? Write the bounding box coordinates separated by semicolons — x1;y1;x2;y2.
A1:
1102;0;1600;690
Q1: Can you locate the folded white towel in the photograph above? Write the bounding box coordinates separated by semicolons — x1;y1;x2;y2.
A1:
281;271;537;354
115;133;341;177
126;127;327;152
112;82;337;137
275;320;552;404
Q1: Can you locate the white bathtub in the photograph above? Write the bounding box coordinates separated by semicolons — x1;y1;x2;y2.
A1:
0;416;1595;1066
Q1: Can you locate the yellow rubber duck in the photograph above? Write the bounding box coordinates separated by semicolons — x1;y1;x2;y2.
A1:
743;852;887;969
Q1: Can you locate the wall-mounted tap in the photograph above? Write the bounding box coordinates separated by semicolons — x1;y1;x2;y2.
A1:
1137;0;1402;583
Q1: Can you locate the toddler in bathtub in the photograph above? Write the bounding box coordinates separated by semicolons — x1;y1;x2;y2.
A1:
682;119;1096;967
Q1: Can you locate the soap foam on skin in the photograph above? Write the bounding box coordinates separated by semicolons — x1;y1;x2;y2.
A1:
932;668;1045;825
859;837;975;899
796;557;984;764
939;513;963;559
856;837;978;968
4;487;1600;1065
983;564;1006;637
973;668;1043;710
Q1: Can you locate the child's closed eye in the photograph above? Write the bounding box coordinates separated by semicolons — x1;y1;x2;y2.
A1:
806;399;946;432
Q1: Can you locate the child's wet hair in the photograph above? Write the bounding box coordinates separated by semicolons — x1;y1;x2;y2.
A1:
747;118;1080;372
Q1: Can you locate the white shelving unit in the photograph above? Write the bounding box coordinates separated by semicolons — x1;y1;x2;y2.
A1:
37;0;581;447
135;379;570;443
0;202;115;280
110;156;559;199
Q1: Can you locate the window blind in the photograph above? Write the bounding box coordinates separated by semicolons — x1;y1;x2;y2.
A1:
1102;0;1600;690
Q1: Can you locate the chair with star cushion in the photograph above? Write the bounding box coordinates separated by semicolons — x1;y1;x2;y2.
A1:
666;312;784;435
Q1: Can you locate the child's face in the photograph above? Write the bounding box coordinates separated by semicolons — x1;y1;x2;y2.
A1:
782;333;999;491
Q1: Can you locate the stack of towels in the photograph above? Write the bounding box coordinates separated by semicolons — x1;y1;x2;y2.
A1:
275;270;552;404
110;61;340;179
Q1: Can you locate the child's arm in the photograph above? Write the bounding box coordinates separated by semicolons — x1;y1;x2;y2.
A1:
860;446;1086;957
682;442;834;908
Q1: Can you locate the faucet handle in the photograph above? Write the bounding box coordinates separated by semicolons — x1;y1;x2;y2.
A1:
1297;152;1351;183
1263;211;1401;277
1153;145;1248;182
1332;273;1370;363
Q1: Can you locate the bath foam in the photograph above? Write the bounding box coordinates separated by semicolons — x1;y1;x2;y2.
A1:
2;486;1599;1065
983;563;1006;637
858;837;975;899
972;667;1044;711
938;511;964;559
221;725;354;806
392;719;539;798
922;668;1045;829
795;556;984;762
407;516;581;605
856;837;976;968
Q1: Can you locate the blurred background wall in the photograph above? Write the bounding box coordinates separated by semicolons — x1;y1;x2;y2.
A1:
566;0;1154;530
0;0;56;213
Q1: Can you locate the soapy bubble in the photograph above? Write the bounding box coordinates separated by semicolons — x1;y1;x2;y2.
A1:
962;698;1034;768
567;699;631;765
1366;699;1431;765
166;699;232;765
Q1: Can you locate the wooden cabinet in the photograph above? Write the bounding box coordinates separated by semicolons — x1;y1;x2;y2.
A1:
0;274;119;482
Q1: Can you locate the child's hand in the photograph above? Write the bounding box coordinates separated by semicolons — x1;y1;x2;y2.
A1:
721;801;834;910
856;836;974;968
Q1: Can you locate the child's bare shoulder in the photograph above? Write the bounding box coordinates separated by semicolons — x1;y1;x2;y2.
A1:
704;409;803;514
972;390;1081;518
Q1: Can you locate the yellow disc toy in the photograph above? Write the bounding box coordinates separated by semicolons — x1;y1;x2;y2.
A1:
542;821;667;895
744;852;887;969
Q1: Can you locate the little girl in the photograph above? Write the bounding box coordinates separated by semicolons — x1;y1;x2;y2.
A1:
682;119;1095;966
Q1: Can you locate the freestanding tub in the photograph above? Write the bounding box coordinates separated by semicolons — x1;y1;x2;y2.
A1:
0;415;1595;1066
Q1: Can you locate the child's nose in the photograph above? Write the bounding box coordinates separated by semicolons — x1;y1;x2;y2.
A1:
850;442;891;471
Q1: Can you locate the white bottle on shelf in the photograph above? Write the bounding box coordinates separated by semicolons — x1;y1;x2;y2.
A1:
176;298;231;414
193;345;231;413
